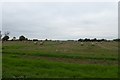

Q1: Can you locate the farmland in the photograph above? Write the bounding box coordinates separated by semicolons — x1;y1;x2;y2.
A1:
2;41;118;78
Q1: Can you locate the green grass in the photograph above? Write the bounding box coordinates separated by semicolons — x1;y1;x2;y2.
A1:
2;54;118;78
2;41;118;78
0;41;2;79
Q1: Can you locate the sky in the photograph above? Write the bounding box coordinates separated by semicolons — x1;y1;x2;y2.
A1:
2;2;118;40
1;0;119;2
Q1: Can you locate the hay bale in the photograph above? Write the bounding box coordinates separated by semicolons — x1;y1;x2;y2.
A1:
91;42;95;46
40;42;44;45
34;41;38;45
80;42;84;46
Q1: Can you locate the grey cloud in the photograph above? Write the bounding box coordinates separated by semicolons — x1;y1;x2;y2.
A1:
2;2;118;40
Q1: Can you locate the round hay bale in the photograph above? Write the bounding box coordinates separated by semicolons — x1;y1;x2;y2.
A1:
40;42;44;45
34;41;37;45
91;42;95;46
80;42;84;46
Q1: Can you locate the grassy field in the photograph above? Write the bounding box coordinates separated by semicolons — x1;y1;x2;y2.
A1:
2;41;118;78
0;41;2;79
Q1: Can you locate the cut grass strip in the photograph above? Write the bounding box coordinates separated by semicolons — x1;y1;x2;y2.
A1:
3;51;118;60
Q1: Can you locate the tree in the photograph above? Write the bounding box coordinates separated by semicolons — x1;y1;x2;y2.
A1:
84;38;90;42
2;36;9;41
91;38;97;41
113;38;120;41
78;39;83;42
19;35;26;41
13;37;16;40
25;38;28;41
45;39;48;41
33;39;38;41
2;31;10;41
11;37;16;41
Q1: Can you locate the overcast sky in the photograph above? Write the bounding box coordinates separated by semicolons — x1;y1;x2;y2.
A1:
2;2;118;40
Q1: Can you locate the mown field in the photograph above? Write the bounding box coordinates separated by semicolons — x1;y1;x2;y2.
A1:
2;41;118;78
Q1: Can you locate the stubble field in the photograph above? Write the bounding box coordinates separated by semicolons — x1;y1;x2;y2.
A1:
2;41;118;78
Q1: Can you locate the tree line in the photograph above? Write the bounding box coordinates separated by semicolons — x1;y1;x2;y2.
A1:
0;31;28;41
0;31;120;41
78;38;120;42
